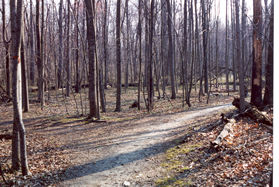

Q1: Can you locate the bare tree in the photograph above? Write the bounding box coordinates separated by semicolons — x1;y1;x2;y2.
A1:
66;0;71;97
137;0;142;110
263;0;273;106
10;0;29;175
115;0;121;112
85;0;100;118
58;0;63;89
166;0;176;99
29;0;35;86
235;0;245;112
2;0;10;97
225;0;229;95
36;0;44;107
250;0;263;107
21;36;29;112
147;0;154;111
201;0;208;95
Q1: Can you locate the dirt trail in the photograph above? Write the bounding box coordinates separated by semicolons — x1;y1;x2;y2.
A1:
59;104;232;187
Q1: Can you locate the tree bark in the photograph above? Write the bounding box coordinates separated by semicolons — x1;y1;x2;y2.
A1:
29;0;35;86
147;0;154;111
166;0;176;99
21;36;29;112
85;0;99;118
137;0;142;110
235;0;245;112
201;0;208;94
10;0;29;175
2;0;10;97
115;0;121;112
250;0;263;107
58;0;63;89
66;0;71;97
263;0;273;106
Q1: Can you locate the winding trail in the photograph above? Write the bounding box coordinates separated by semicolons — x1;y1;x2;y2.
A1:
59;104;232;187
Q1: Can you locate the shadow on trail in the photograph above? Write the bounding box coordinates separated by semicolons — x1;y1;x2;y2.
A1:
61;135;185;182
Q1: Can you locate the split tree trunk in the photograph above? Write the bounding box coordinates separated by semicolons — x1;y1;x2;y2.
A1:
10;0;29;175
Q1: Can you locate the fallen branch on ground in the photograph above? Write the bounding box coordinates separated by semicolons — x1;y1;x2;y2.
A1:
232;97;272;126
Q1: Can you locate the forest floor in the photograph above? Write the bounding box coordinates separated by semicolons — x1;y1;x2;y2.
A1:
0;86;273;186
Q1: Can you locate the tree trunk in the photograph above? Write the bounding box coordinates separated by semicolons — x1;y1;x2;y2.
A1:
147;0;154;111
263;0;273;106
137;0;142;110
250;0;263;107
29;0;35;86
115;0;121;112
10;0;29;176
58;0;63;89
75;0;80;93
225;0;229;95
166;0;176;99
231;0;236;91
201;0;208;94
66;0;71;97
2;0;10;97
235;0;245;112
103;0;108;89
161;0;167;98
85;0;99;118
21;36;29;112
36;0;44;108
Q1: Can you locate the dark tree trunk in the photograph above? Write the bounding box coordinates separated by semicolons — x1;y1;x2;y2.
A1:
137;0;142;110
263;0;273;106
115;0;121;112
75;0;80;93
85;0;99;118
235;0;245;112
166;0;176;99
147;0;154;111
201;0;208;94
250;0;263;107
103;0;108;89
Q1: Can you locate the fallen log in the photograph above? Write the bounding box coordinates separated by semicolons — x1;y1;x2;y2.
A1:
211;117;236;146
232;97;272;126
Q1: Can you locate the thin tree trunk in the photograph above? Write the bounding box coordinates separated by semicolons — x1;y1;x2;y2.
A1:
58;0;63;89
137;0;142;110
225;0;229;95
66;0;70;97
148;0;154;111
115;0;121;112
2;0;10;97
75;0;80;93
103;0;108;89
21;36;29;112
201;0;208;94
263;0;273;106
166;0;176;99
231;0;236;91
235;0;245;112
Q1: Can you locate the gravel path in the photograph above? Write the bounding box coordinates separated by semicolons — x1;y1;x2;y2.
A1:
59;104;232;187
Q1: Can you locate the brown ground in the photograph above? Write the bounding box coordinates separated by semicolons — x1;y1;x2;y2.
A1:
0;86;272;186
